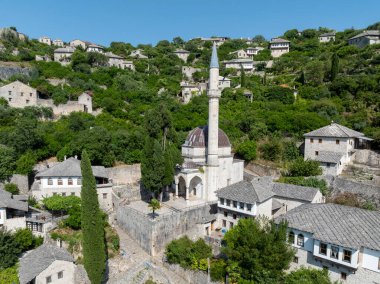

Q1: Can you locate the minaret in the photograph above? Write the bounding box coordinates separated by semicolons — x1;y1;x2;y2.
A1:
206;42;221;201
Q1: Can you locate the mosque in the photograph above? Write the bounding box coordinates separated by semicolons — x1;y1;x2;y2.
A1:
174;43;244;202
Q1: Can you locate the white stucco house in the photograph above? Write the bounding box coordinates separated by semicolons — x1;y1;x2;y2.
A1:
54;46;75;66
19;244;89;284
32;157;113;211
173;49;190;61
86;43;104;53
218;76;231;90
105;52;135;70
39;36;52;46
229;49;249;59
275;203;380;284
319;32;336;43
52;39;64;47
348;30;380;48
223;58;254;71
69;39;90;49
246;47;264;57
215;176;323;230
269;38;290;57
304;122;372;176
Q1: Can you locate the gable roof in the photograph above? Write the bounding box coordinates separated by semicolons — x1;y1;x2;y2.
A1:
313;151;344;164
0;80;36;92
349;30;380;40
19;244;74;284
304;123;364;138
0;189;28;211
320;32;336;37
35;157;108;178
270;38;290;44
54;46;75;54
174;49;190;54
275;203;380;251
272;183;319;202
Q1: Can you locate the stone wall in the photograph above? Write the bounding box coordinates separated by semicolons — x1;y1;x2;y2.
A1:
245;162;281;177
163;263;220;284
0;174;31;194
0;65;31;80
354;149;380;167
106;164;141;186
116;202;217;256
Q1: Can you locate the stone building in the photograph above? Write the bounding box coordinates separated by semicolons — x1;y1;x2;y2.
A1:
86;43;104;53
53;46;75;66
105;52;135;70
129;49;148;59
229;49;249;59
35;55;52;62
179;81;202;104
19;244;89;284
52;39;64;47
182;66;201;80
218;76;231;90
38;36;52;45
69;39;90;49
215;177;323;230
32;157;113;211
319;32;336;43
348;30;380;48
223;58;254;71
246;47;264;57
304;122;372;176
173;49;190;61
0;80;38;108
174;43;244;202
275;203;380;284
269;38;290;57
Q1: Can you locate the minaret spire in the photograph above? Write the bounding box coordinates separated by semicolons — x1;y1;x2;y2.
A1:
206;42;221;201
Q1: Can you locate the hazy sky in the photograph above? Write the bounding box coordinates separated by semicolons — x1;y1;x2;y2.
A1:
1;0;379;46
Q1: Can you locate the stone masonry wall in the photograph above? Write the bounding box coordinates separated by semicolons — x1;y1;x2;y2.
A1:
0;65;31;80
354;149;380;167
106;164;141;186
163;263;220;284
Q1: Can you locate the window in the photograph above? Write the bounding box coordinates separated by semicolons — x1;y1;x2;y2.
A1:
297;234;304;247
71;192;75;196
288;231;295;244
30;93;33;97
341;272;347;280
326;163;331;168
239;202;244;210
224;211;228;217
336;139;340;145
21;92;23;96
233;201;237;208
46;276;52;283
8;91;11;95
53;192;57;196
226;199;231;206
230;222;234;228
220;198;224;205
8;98;12;102
293;256;298;263
246;204;252;211
77;178;82;185
315;151;319;156
233;214;237;220
58;271;63;279
26;100;29;104
222;220;226;227
331;246;339;259
343;250;351;262
103;193;107;199
319;139;322;143
62;193;66;197
58;178;63;185
68;178;73;185
319;243;327;255
310;138;314;143
48;178;53;185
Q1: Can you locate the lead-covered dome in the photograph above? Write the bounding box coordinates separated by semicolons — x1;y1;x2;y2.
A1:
184;126;231;148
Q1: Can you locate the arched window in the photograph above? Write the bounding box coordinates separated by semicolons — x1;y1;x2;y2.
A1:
288;231;295;244
297;234;305;247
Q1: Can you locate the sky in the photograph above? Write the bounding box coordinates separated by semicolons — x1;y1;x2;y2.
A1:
0;0;379;46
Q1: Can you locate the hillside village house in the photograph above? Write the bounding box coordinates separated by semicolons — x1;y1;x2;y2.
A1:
35;54;52;62
246;47;264;57
54;46;75;66
229;49;249;59
223;58;254;71
275;204;380;283
106;52;135;70
179;81;202;104
32;157;113;211
269;38;290;57
304;122;372;175
69;39;90;49
129;49;148;59
52;39;64;47
319;32;336;43
19;244;89;284
86;43;104;53
348;30;380;48
198;37;229;46
38;36;52;45
173;49;190;61
218;76;231;90
0;189;54;236
0;80;38;107
182;66;201;80
215;177;323;232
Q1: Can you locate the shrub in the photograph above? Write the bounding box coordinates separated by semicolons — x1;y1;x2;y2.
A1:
210;259;227;281
236;140;257;161
260;141;282;161
4;183;19;195
285;158;322;177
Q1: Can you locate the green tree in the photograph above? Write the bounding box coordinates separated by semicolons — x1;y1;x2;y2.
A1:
0;229;21;270
285;158;322;177
4;183;19;195
13;228;42;251
0;265;19;284
0;145;16;182
80;150;106;284
236;140;257;161
240;67;246;88
330;53;339;81
284;267;333;284
15;151;37;175
148;198;161;218
223;218;294;283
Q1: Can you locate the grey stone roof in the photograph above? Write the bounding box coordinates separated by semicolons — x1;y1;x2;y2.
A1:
54;46;75;53
304;122;364;138
275;203;380;251
270;38;290;43
273;183;319;202
349;30;380;40
272;199;283;210
174;49;190;54
184;126;231;148
105;51;124;59
0;189;28;211
224;58;253;63
216;177;320;204
35;157;108;178
320;32;336;37
19;244;74;284
313;151;344;164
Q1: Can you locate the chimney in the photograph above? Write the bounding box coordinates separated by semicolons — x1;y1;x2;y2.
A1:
64;155;67;161
75;155;78;159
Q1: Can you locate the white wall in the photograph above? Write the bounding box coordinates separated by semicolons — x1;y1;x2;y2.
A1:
35;260;75;284
5;216;26;231
256;198;272;218
0;81;38;108
288;228;314;252
0;208;5;225
362;248;380;272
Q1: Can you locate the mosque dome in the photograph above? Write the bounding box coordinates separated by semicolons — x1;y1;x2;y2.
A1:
184;126;231;148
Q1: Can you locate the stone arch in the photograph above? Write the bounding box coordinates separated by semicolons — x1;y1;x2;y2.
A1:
189;176;203;199
178;176;187;199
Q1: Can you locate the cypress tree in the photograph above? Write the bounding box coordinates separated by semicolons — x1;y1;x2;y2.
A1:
80;150;106;284
331;52;339;81
240;66;246;88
